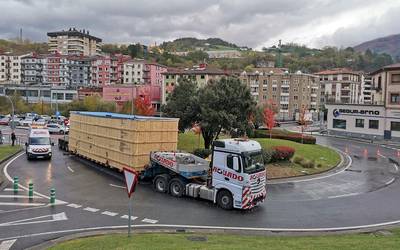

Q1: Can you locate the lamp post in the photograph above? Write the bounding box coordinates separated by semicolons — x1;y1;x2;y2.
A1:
5;95;15;132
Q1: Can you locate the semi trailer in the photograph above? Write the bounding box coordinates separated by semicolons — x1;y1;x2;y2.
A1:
59;112;266;210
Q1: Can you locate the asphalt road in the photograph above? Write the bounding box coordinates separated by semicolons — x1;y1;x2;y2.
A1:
1;126;400;249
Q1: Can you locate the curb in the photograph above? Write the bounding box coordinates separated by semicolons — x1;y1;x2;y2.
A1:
27;225;400;250
267;145;350;184
0;147;23;189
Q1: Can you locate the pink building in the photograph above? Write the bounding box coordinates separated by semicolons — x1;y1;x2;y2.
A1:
144;62;167;86
91;54;131;86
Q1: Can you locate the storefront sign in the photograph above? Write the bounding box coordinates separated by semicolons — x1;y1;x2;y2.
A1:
333;108;380;117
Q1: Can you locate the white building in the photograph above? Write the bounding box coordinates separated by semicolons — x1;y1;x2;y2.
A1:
0;53;26;84
123;59;145;84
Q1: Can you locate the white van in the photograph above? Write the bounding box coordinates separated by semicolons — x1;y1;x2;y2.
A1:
25;126;54;160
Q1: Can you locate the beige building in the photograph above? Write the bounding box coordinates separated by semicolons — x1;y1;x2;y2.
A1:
123;59;145;84
0;53;26;84
370;63;400;107
240;68;320;120
316;68;361;104
47;28;102;56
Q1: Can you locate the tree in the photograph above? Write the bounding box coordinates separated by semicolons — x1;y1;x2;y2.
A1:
134;95;155;116
196;77;256;149
298;105;309;144
162;78;199;131
263;100;277;138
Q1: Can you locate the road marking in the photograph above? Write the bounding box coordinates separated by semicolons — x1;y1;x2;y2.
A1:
142;218;158;224
101;211;118;217
3;152;68;205
83;207;99;213
392;164;399;172
67;166;74;173
378;153;387;159
0;195;42;199
67;203;82;208
109;184;125;189
0;239;17;250
385;178;396;186
121;215;138;220
0;202;45;206
0;212;68;227
3;188;22;192
328;193;360;199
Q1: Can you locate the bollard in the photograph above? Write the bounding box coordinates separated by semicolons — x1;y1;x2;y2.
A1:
50;188;55;205
28;183;34;200
13;177;19;194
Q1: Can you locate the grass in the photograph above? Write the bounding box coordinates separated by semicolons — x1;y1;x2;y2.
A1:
256;138;341;178
178;132;204;152
0;145;22;162
49;230;400;250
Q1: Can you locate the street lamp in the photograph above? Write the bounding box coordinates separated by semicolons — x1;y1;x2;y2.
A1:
5;95;15;132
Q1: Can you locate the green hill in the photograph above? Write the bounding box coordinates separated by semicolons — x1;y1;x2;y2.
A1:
160;37;248;52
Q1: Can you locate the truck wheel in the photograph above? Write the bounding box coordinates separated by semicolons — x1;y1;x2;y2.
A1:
217;190;233;210
169;178;185;197
154;174;169;193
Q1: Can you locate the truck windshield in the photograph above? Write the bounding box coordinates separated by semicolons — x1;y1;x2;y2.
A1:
29;137;50;145
243;151;265;174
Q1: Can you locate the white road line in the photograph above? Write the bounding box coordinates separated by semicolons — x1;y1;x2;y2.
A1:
3;188;22;192
67;203;82;208
0;239;17;250
7;217;400;242
83;207;99;213
121;215;138;220
328;193;360;199
141;218;158;224
378;153;387;159
67;166;74;173
393;164;399;172
386;178;396;186
0;195;42;199
0;212;68;227
3;152;67;204
101;211;118;217
109;184;125;189
0;202;45;206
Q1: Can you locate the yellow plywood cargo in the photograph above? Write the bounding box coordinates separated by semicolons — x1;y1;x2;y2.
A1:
68;111;179;172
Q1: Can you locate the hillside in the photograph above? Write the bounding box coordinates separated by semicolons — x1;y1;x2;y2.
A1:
160;37;248;52
354;34;400;60
0;39;48;54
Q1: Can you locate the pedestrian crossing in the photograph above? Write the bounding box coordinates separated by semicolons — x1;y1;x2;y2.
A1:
0;187;48;210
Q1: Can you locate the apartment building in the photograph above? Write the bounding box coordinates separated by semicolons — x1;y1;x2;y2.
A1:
21;54;45;85
316;68;361;104
42;53;69;85
162;64;227;104
123;59;145;84
144;63;167;85
240;68;320;120
0;53;25;84
360;74;372;104
47;28;102;56
68;56;92;86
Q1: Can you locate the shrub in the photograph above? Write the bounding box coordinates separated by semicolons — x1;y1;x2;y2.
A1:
316;163;323;168
261;148;274;164
302;160;315;168
193;148;212;159
271;146;295;161
293;156;304;164
252;129;316;144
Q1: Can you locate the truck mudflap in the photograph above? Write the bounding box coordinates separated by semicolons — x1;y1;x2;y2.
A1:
241;186;267;210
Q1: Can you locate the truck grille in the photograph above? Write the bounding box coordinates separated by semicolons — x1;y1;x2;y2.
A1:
250;175;266;194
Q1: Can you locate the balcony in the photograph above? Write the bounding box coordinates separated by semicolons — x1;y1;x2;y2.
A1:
280;92;289;96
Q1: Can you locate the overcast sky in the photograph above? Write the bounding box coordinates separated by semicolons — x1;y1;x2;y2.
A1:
1;0;399;49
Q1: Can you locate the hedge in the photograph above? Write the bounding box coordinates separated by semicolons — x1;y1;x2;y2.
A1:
252;129;316;144
271;146;295;162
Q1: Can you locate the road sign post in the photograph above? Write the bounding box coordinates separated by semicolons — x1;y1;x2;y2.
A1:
123;167;138;237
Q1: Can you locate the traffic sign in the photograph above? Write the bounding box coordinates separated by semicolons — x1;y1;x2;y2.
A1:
56;111;61;117
123;167;138;198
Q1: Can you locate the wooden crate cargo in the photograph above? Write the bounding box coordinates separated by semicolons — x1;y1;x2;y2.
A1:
68;111;179;171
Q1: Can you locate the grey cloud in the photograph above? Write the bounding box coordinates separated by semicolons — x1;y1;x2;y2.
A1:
0;0;397;48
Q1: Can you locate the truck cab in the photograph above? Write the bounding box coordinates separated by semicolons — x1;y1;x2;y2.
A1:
25;125;53;160
211;139;266;209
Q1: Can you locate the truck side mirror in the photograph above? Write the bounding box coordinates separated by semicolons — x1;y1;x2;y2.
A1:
233;156;240;172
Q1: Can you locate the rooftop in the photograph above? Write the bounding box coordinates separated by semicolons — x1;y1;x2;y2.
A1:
370;63;400;75
163;66;227;75
315;68;360;75
71;111;178;121
47;28;102;42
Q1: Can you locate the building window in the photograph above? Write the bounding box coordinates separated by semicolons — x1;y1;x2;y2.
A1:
369;120;379;129
390;93;400;104
65;93;74;100
392;74;400;84
200;75;205;79
391;122;400;131
355;119;364;128
333;119;346;129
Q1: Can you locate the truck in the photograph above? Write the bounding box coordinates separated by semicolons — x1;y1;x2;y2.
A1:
26;124;54;160
59;112;266;210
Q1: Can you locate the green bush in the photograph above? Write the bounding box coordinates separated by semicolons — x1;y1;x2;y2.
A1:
271;146;295;162
193;148;212;159
302;160;315;168
293;156;304;164
261;148;274;164
316;163;323;168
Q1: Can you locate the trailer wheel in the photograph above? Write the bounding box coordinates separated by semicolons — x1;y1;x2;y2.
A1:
154;174;169;193
169;178;185;197
217;189;233;210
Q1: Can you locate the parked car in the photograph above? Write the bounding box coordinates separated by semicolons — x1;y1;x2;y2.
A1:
9;118;23;127
47;124;69;134
21;118;34;127
0;117;10;125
